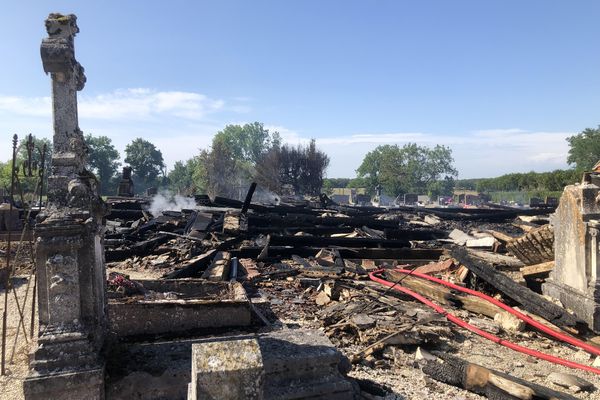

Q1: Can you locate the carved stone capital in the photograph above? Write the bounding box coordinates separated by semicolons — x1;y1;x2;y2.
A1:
40;37;73;74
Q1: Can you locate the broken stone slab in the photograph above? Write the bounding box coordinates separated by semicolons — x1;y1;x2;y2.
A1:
547;372;595;392
465;236;496;249
423;215;441;225
315;291;331;306
188;329;354;400
449;229;475;245
351;313;376;330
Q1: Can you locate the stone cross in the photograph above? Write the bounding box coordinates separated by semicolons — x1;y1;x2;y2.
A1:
40;13;88;205
25;13;106;400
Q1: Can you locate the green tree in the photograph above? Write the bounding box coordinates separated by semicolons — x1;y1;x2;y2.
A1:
567;127;600;170
356;143;457;196
124;138;165;193
428;176;456;198
85;134;120;194
213;122;281;164
0;161;12;193
14;135;53;194
203;141;241;198
322;178;351;192
168;156;206;195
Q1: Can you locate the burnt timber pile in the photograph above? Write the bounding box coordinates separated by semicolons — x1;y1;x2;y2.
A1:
86;186;598;399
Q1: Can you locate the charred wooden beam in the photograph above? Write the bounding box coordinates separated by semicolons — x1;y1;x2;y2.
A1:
386;269;502;318
451;246;583;331
106;209;145;220
229;246;443;261
240;182;257;215
422;352;578;400
162;250;217;279
268;234;410;248
248;226;355;235
105;234;171;262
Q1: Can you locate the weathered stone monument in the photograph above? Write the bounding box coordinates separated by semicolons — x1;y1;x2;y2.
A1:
24;13;107;399
117;166;134;197
187;330;354;400
544;169;600;332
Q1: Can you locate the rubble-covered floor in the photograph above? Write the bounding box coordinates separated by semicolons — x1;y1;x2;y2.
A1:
2;197;600;399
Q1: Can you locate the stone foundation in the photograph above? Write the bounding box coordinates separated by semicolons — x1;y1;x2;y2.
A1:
24;368;104;400
108;280;251;337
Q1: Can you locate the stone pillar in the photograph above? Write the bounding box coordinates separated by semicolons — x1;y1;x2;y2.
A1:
117;166;134;197
543;174;600;332
24;13;107;400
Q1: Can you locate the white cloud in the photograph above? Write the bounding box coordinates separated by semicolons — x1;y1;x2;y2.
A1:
0;88;226;121
264;125;305;145
0;88;575;180
79;89;224;120
0;96;50;117
305;129;572;178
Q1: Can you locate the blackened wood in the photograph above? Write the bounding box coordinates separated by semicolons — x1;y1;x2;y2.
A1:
230;246;443;260
106;209;145;220
241;182;257;214
422;353;577;400
451;246;582;330
162;250;217;279
105;234;171;262
269;234;410;248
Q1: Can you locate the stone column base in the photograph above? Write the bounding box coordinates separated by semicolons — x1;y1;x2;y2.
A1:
23;367;104;400
543;279;600;332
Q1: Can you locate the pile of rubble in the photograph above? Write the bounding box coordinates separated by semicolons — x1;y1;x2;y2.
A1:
93;187;600;400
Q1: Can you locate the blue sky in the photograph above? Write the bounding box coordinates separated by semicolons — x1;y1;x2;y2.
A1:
1;1;599;178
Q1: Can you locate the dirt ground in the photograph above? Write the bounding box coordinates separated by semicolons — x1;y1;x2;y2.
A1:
0;275;36;400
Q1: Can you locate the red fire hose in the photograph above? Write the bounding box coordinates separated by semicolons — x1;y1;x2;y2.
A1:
393;268;600;356
369;269;600;375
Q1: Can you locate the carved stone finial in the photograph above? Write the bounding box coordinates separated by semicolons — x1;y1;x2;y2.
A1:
45;13;79;38
40;13;85;89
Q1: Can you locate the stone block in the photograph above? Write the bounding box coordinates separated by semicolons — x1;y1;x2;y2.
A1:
189;338;264;400
187;329;354;400
23;367;104;400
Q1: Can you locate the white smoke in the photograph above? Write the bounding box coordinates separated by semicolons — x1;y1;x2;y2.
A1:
253;187;281;205
148;191;197;216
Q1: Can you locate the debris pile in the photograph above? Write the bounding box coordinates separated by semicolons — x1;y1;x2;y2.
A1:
92;190;600;399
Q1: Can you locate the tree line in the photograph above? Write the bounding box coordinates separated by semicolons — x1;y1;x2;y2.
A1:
169;122;330;199
0;122;330;199
2;124;600;199
0;134;166;196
